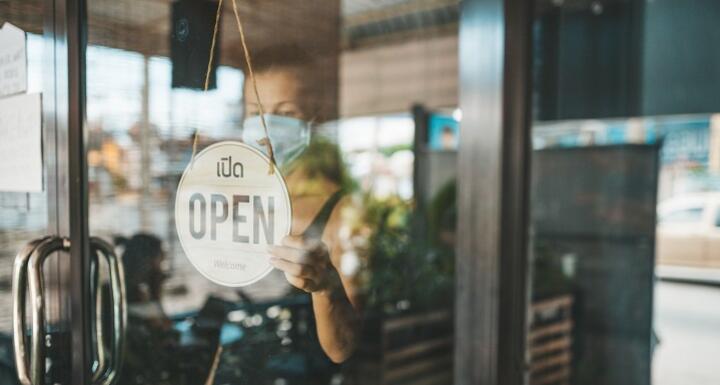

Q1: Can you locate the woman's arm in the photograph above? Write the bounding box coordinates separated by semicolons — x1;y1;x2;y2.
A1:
269;234;361;363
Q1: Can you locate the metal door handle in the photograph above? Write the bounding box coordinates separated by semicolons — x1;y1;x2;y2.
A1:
26;237;70;385
12;236;126;385
89;244;107;382
12;237;51;385
90;237;126;385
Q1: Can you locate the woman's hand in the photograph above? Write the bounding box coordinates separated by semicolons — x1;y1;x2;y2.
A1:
270;235;359;363
268;235;341;294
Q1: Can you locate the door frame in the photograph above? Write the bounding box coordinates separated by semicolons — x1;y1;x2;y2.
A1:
455;0;533;384
45;0;92;382
66;0;92;380
50;0;536;383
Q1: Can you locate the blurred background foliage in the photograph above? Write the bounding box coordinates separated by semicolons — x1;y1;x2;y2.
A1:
357;182;456;316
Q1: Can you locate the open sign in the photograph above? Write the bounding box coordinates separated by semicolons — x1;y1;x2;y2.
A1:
175;141;292;287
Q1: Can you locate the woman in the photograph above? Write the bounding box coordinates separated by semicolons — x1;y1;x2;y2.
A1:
241;44;362;364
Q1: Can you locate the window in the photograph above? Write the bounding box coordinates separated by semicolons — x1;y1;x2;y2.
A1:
84;0;461;383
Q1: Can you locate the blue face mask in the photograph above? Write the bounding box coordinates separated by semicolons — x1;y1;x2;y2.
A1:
242;114;311;167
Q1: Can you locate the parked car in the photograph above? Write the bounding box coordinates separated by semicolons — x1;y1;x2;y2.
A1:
656;193;720;282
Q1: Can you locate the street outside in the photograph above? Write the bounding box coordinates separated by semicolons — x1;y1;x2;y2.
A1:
653;280;720;385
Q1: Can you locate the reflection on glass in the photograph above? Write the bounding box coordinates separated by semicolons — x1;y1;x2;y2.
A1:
86;0;459;384
529;113;720;385
530;0;720;383
0;10;47;381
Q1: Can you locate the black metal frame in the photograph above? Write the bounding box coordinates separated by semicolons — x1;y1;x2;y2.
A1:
455;0;533;384
42;0;61;337
66;0;92;384
44;0;92;382
66;0;92;382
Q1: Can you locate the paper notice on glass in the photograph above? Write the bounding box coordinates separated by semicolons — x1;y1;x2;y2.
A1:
0;22;27;97
0;93;43;192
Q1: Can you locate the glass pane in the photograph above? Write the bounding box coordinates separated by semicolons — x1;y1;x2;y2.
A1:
86;1;459;384
529;1;720;385
0;0;64;384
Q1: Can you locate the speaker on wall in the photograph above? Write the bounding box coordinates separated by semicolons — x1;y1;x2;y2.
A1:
171;0;220;90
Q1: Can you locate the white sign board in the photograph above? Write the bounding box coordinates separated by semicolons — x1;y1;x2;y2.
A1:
0;23;27;97
0;93;43;192
175;141;292;287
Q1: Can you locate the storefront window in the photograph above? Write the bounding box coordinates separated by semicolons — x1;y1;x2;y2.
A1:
529;1;720;385
6;1;718;384
85;1;459;384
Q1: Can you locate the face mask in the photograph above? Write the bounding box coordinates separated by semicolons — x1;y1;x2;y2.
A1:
242;114;310;167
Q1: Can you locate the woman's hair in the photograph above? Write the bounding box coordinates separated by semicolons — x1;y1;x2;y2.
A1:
243;43;337;122
244;43;315;73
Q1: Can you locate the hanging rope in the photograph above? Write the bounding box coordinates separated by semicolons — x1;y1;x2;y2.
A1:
191;0;277;174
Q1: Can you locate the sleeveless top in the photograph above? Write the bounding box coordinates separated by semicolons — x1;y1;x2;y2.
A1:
211;189;346;385
302;188;345;241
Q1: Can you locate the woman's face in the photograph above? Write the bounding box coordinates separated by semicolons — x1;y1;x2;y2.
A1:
244;68;307;120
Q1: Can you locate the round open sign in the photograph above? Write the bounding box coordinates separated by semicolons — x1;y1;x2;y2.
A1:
175;141;292;287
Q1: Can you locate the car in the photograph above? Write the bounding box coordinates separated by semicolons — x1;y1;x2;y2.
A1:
656;193;720;283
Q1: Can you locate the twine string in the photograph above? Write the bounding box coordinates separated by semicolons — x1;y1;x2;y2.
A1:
231;0;276;174
192;0;276;175
190;0;223;170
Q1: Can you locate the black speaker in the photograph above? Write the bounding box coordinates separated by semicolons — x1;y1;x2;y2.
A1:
171;0;220;90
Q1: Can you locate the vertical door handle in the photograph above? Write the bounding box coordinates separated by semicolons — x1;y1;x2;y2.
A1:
12;236;126;385
89;249;107;382
12;237;51;385
90;237;127;385
27;237;71;385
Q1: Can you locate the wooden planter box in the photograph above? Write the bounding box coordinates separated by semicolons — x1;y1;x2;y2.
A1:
528;295;574;385
346;309;454;385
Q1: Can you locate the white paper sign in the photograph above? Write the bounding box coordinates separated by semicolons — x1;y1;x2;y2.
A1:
175;141;292;287
0;93;43;192
0;23;27;97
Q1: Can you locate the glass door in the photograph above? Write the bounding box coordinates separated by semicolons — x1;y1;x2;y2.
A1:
1;1;79;384
526;1;720;385
85;0;461;384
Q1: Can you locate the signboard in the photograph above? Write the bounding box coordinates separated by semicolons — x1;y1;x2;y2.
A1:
0;23;27;97
0;93;43;192
175;141;292;287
